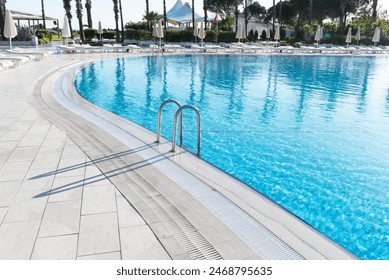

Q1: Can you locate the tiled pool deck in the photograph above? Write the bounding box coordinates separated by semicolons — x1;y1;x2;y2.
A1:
0;50;357;260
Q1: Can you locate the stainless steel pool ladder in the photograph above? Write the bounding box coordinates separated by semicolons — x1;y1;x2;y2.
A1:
156;99;182;144
172;105;201;156
156;100;201;156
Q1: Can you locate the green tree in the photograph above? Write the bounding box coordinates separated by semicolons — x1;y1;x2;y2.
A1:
145;0;150;30
85;0;92;28
112;0;120;42
41;0;46;29
0;0;6;40
143;11;160;32
207;0;243;17
372;0;378;21
75;0;85;42
204;0;208;29
63;0;74;38
163;0;167;30
119;0;124;42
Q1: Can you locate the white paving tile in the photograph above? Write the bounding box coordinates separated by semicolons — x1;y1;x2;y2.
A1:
38;200;81;237
48;176;84;202
0;207;7;223
29;152;62;170
78;212;120;256
56;158;87;178
0;161;31;181
31;234;78;260
0;181;21;207
77;252;121;260
81;184;116;215
3;190;48;222
120;226;170;260
0;220;40;260
8;146;39;162
116;196;145;228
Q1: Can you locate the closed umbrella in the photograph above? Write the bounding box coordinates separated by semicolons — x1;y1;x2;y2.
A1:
62;15;71;45
345;27;352;47
355;28;361;45
193;21;198;43
97;21;103;41
236;22;245;42
152;22;157;38
266;27;271;41
274;25;280;41
314;25;322;44
198;21;206;46
4;10;17;50
156;18;164;48
372;27;380;47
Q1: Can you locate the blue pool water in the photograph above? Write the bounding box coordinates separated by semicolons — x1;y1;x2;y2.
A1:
75;55;389;260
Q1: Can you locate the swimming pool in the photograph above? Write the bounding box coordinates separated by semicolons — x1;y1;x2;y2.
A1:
75;55;389;260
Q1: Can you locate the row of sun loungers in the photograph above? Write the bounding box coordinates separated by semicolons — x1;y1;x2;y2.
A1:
0;47;52;72
54;42;389;56
56;44;142;54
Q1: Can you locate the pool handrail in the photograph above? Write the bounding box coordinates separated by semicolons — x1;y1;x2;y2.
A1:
172;105;201;156
156;99;183;144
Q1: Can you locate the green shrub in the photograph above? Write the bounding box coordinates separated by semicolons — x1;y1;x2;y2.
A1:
216;31;234;43
102;31;115;39
125;29;152;40
16;25;32;41
84;28;98;40
165;30;193;42
35;29;51;41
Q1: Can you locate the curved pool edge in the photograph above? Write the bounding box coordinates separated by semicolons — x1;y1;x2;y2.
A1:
33;53;357;260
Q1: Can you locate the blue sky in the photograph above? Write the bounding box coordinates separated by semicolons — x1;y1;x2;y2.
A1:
5;0;388;30
6;0;275;29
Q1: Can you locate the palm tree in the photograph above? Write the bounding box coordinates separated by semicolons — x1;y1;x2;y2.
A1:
85;0;92;28
41;0;46;29
75;0;85;43
372;0;378;21
203;0;208;30
163;0;167;30
112;0;120;42
0;0;5;40
63;0;74;38
145;0;150;30
119;0;124;42
192;0;195;32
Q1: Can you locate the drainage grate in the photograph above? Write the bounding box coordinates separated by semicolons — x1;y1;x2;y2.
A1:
157;204;223;260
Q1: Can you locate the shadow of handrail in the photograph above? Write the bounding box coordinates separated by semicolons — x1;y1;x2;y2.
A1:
33;149;183;199
29;143;159;180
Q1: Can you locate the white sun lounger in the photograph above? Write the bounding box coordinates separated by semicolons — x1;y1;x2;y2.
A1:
56;45;77;54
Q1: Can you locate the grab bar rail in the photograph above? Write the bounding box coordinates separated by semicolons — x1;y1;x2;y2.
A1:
172;105;201;156
156;99;182;145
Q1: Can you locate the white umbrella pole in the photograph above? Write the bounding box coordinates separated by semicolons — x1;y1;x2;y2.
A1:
9;38;12;50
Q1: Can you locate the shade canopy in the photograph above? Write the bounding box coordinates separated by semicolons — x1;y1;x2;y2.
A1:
9;10;57;21
167;0;204;24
